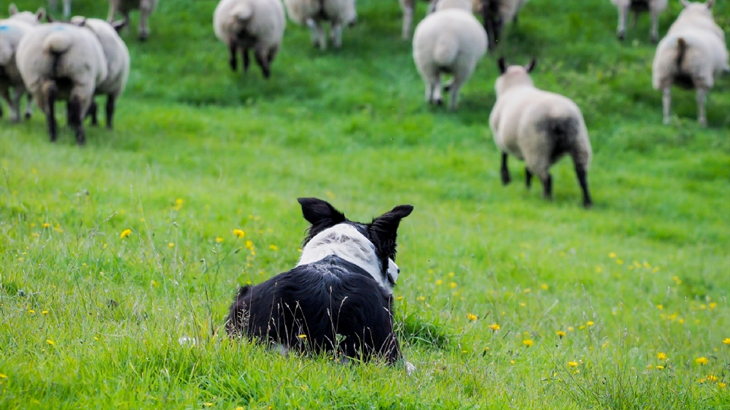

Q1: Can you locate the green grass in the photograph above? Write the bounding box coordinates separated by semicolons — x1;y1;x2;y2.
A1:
2;0;730;408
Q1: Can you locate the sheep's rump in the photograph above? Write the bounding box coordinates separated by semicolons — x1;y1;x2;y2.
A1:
534;116;580;163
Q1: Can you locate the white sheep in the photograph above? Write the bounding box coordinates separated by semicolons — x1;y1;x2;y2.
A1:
48;0;71;19
16;21;108;144
0;4;44;122
107;0;158;41
476;0;529;50
610;0;668;43
214;0;285;78
652;0;728;126
70;17;130;129
489;58;593;208
283;0;356;50
412;0;487;109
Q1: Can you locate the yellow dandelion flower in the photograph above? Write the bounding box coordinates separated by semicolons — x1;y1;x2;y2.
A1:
269;244;278;251
567;361;578;367
151;280;159;287
696;357;708;365
657;352;667;361
656;365;665;370
448;272;455;278
709;302;717;309
203;403;213;407
215;237;223;243
42;310;48;315
568;326;575;331
524;288;531;293
467;313;477;322
28;309;35;314
541;284;548;290
46;339;55;346
416;296;426;301
723;338;730;345
168;242;175;248
657;304;663;310
120;229;132;239
719;382;726;388
707;375;719;382
556;331;566;338
616;259;624;265
297;334;307;339
609;252;616;258
523;339;534;347
449;282;457;289
233;229;245;238
587;321;595;326
42;223;51;228
0;373;6;379
488;324;501;331
602;341;610;349
579;325;586;330
435;279;443;286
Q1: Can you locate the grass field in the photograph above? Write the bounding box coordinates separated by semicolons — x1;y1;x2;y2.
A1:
1;0;730;408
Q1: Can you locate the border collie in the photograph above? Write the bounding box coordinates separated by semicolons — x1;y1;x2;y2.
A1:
226;197;413;363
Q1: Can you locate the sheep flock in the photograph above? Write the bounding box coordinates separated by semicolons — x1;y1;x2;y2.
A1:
1;0;728;207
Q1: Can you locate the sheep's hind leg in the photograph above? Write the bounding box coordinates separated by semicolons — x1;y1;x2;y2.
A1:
307;19;326;50
254;49;271;79
331;23;343;49
500;152;511;185
540;173;553;201
525;167;532;189
697;87;707;127
138;0;153;41
87;100;98;126
24;93;34;119
106;94;116;130
617;5;628;41
574;161;592;208
41;82;59;142
242;48;251;73
649;9;660;43
0;86;19;122
446;76;464;110
662;87;671;125
401;0;413;40
229;41;238;71
68;95;86;145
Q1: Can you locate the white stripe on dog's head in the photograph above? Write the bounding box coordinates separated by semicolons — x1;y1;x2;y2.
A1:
297;224;395;294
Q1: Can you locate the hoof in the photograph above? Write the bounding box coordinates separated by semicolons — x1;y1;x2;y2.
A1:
24;112;31;120
435;98;443;106
583;200;593;209
617;32;625;41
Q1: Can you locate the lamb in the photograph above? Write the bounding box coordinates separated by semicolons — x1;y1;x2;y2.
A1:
412;0;487;109
48;0;72;19
652;0;729;127
489;58;593;208
283;0;356;50
0;5;44;122
214;0;285;79
477;0;529;50
610;0;668;43
16;20;108;144
70;17;130;129
107;0;158;41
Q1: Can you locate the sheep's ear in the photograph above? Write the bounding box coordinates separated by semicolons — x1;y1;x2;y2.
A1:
9;4;19;15
46;14;55;23
73;17;87;27
680;0;691;7
36;8;46;21
525;58;537;73
498;57;507;74
111;20;127;33
706;0;714;8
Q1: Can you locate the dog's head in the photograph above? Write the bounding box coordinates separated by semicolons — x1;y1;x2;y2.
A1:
297;197;413;294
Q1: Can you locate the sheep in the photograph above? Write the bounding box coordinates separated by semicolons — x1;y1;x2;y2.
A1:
652;0;729;127
70;17;130;129
489;58;593;208
477;0;529;50
0;4;44;122
214;0;285;79
16;20;108;144
283;0;356;50
107;0;158;41
610;0;668;43
48;0;72;19
412;0;487;110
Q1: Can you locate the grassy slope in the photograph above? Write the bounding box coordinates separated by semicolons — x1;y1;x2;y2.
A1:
1;0;730;408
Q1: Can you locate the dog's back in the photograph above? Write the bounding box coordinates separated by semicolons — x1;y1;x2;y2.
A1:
226;255;400;363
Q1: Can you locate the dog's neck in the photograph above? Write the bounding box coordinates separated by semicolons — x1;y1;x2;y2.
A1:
297;224;395;294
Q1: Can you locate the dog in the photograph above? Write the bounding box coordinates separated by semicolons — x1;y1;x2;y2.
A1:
226;197;413;364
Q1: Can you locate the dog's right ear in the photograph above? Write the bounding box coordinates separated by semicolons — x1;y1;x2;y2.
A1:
498;57;507;74
298;197;346;226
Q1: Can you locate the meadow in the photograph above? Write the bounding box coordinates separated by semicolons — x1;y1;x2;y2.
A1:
1;0;730;408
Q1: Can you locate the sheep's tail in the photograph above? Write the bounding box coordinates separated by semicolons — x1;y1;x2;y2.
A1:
675;37;687;70
433;33;459;67
232;3;253;23
539;116;579;160
43;30;73;55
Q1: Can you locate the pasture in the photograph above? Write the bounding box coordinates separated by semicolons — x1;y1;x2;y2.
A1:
1;0;730;408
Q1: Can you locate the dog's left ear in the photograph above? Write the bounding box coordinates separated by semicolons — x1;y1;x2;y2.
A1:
298;197;346;226
370;205;414;241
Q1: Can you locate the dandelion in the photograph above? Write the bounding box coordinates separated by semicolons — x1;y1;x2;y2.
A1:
656;365;665;370
541;284;548;290
168;242;175;248
523;339;534;347
245;240;254;249
173;198;184;211
46;339;55;346
488;324;501;331
568;326;575;331
616;259;624;265
696;357;709;365
467;313;478;322
269;244;278;251
297;334;307;339
556;331;566;338
719;383;727;388
233;229;246;238
586;321;595;326
567;361;578;367
449;282;457;289
657;304;663;310
28;309;35;314
435;279;443;286
215;237;223;243
448;272;455;278
602;341;610;349
416;296;426;301
709;303;717;309
609;252;616;258
657;352;667;361
120;229;132;239
151;280;159;287
42;223;51;228
0;373;6;379
723;338;730;345
707;375;719;382
203;403;213;407
42;311;48;315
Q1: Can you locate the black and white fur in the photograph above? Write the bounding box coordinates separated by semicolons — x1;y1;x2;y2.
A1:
226;197;413;364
